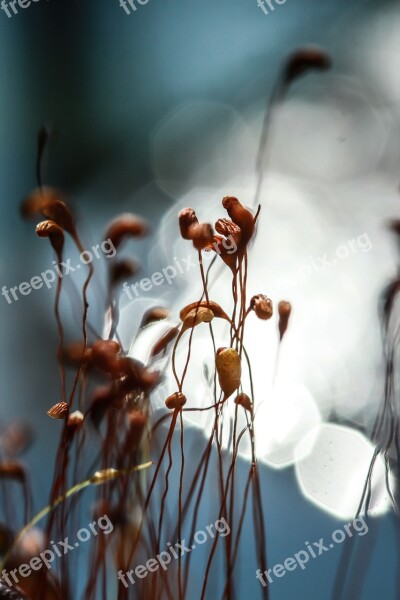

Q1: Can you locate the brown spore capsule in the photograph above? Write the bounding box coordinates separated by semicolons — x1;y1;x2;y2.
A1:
234;393;252;412
0;423;32;457
123;411;147;451
105;213;148;249
40;199;76;237
278;300;292;340
222;196;255;247
90;339;121;372
140;307;170;329
165;392;187;410
150;325;179;357
110;258;140;286
20;187;65;221
180;300;230;322
62;342;92;367
283;46;332;86
215;218;241;237
182;307;214;332
87;386;115;428
178;208;198;240
190;223;214;250
0;461;25;481
250;294;273;321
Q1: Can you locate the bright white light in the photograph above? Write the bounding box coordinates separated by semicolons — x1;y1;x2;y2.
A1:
235;381;321;469
357;9;400;105
295;423;392;519
120;74;399;528
270;82;387;181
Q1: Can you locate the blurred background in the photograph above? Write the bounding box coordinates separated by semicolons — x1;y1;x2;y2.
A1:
1;0;400;597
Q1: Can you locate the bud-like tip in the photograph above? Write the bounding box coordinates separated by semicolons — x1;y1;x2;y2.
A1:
47;402;69;420
250;294;273;320
278;300;292;340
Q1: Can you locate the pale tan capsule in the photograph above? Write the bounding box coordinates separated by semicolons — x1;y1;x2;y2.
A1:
234;393;252;412
180;300;230;322
165;392;187;410
67;410;84;431
36;219;65;255
47;402;68;420
181;307;214;332
216;348;241;398
90;468;119;485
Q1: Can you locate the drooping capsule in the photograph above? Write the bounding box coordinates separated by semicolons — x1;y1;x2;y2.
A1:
36;219;65;255
282;46;332;86
150;325;179;358
234;392;252;412
180;300;229;322
105;213;148;249
140;307;170;329
250;294;273;321
181;307;214;332
221;196;255;248
90;339;121;372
